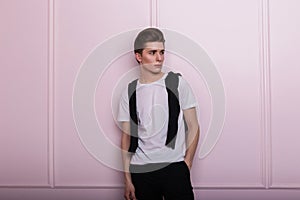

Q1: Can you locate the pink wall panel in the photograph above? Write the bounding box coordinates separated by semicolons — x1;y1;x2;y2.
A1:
1;0;300;199
54;0;150;186
269;0;300;187
0;0;49;185
1;188;300;200
159;0;263;187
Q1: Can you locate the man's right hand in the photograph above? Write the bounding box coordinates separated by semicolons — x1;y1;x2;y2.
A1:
124;181;137;200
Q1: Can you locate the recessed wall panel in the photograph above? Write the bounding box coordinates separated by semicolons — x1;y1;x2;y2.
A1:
54;0;150;186
269;0;300;187
0;0;49;185
159;0;262;186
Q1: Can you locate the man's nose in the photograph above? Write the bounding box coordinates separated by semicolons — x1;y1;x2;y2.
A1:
156;53;162;61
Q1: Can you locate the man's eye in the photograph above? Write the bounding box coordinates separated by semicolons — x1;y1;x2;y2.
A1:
149;51;155;55
160;51;165;55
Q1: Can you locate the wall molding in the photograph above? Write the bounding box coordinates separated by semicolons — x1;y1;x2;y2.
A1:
33;182;266;189
271;184;300;189
47;0;55;188
150;0;159;27
2;184;300;190
1;188;300;200
259;0;272;189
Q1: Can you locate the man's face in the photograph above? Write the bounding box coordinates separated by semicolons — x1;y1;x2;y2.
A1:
135;42;165;74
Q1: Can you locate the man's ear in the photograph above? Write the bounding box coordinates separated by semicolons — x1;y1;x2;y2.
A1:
135;52;142;63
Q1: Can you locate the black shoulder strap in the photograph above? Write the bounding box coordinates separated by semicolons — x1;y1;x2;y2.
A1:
128;79;138;153
165;71;181;149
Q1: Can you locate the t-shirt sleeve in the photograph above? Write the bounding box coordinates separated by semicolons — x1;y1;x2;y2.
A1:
117;86;130;122
178;77;198;110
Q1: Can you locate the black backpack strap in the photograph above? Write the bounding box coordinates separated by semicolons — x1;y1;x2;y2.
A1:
165;71;181;149
128;79;138;153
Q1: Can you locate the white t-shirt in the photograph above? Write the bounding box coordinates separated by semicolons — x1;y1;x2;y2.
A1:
118;72;197;165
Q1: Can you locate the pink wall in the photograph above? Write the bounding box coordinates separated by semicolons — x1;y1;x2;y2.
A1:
1;0;300;199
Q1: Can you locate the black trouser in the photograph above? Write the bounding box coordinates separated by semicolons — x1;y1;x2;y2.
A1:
130;161;194;200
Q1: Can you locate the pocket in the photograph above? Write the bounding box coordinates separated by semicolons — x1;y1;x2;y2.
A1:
181;161;191;174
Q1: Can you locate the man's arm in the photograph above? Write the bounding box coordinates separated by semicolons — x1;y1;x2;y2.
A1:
121;121;136;200
183;107;200;170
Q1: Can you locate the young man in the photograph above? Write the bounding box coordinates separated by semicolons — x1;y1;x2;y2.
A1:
118;28;200;200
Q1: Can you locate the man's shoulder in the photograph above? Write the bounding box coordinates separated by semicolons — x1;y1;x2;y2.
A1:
167;71;182;77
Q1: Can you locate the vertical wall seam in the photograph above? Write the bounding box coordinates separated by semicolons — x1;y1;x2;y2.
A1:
260;0;272;189
150;0;152;26
265;0;272;189
258;0;265;188
155;0;159;27
48;0;55;188
150;0;158;27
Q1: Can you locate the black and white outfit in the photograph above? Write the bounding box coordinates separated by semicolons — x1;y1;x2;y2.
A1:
118;71;197;200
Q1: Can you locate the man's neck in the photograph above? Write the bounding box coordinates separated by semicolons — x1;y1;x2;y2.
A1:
139;71;164;84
